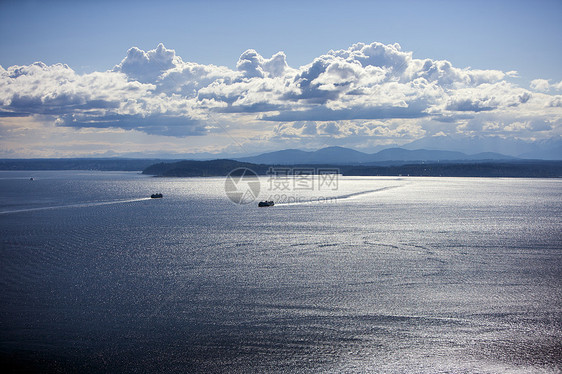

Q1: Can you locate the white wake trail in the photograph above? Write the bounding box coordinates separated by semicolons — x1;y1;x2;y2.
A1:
0;197;153;215
274;184;407;206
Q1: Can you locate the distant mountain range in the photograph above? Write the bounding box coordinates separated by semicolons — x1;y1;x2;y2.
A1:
1;152;560;178
401;135;562;160
235;146;518;165
1;140;560;174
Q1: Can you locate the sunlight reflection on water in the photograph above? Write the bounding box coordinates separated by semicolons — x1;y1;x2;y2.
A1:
0;172;560;373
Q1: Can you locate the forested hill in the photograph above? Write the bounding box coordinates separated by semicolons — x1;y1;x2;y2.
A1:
142;159;562;178
142;160;271;177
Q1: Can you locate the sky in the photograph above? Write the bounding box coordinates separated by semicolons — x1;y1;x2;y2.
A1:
0;0;561;158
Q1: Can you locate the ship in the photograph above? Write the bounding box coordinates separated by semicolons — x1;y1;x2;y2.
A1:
258;200;274;207
151;193;163;198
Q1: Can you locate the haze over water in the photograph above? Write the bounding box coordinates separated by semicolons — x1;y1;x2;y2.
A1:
1;171;561;373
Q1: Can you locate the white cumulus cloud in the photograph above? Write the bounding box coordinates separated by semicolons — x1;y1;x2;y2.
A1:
1;42;561;151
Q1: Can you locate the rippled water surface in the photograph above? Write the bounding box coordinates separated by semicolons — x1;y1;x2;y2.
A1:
1;171;561;373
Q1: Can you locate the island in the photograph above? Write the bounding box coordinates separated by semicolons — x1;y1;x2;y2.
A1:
141;159;562;178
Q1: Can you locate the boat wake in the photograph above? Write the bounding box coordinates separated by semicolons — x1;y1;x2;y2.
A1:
0;197;153;215
274;184;406;206
333;185;405;200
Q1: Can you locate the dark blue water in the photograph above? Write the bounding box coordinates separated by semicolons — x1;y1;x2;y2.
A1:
1;171;561;373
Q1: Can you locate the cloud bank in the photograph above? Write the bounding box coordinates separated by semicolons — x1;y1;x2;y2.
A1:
1;42;561;155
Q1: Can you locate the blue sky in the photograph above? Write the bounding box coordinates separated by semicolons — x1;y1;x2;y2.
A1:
0;0;561;158
2;0;561;81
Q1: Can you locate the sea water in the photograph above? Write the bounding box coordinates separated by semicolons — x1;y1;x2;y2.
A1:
0;171;560;373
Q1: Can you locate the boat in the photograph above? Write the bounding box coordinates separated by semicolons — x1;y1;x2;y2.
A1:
151;193;163;198
258;200;274;207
